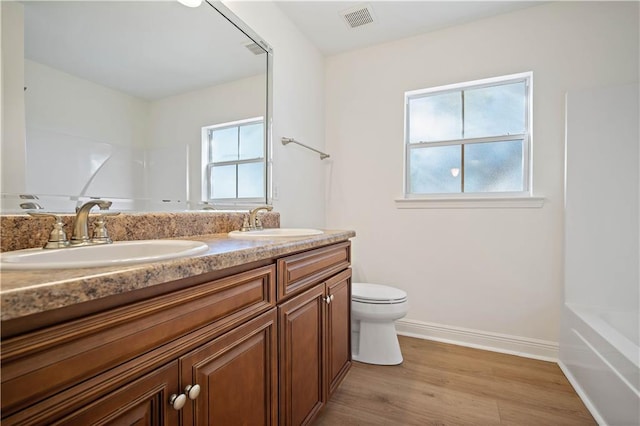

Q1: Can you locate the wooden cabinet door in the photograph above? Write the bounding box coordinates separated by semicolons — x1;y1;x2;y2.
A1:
278;283;326;426
47;361;180;426
325;269;352;399
180;309;278;426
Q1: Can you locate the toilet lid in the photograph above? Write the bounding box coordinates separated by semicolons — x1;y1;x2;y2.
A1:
352;283;407;304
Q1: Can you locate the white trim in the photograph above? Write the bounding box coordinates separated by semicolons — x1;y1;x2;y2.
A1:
558;361;607;426
395;318;558;361
203;116;264;131
406;71;533;97
394;196;545;209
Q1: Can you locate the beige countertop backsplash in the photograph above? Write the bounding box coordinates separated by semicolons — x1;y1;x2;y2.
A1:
1;211;280;252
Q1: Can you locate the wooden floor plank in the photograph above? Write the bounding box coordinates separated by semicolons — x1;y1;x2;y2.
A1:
315;336;596;425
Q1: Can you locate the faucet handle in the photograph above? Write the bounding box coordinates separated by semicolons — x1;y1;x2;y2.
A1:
28;212;70;249
91;211;120;244
240;215;252;232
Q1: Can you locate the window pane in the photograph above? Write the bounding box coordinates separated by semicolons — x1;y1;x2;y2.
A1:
210;165;236;199
211;127;238;162
464;140;523;192
239;123;264;160
238;162;264;198
409;92;462;143
464;82;526;138
409;145;461;194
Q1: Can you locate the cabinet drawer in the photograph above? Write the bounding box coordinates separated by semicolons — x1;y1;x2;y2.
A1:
1;264;275;418
277;242;350;301
3;360;181;426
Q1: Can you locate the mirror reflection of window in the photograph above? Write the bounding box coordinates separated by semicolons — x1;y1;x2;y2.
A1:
203;118;265;204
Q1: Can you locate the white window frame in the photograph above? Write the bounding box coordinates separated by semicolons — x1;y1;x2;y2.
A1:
201;116;266;207
398;72;543;208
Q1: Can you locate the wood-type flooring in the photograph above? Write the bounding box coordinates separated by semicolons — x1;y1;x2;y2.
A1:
315;336;596;425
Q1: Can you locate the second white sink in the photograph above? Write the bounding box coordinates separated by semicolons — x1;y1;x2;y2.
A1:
0;240;209;270
228;228;323;239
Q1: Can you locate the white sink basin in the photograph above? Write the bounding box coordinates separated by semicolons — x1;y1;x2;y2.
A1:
228;228;323;239
0;240;209;270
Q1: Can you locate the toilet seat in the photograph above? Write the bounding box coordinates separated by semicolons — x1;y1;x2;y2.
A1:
352;283;407;304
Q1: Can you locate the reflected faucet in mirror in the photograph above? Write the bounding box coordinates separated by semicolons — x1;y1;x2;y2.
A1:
20;202;43;210
19;194;42;210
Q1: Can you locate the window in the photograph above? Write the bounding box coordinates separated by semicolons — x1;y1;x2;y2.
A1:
404;72;532;197
202;117;265;203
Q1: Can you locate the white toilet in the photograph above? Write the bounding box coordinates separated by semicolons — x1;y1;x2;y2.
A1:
351;282;409;365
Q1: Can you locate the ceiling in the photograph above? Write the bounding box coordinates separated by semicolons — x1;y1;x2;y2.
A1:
275;1;543;56
19;1;543;100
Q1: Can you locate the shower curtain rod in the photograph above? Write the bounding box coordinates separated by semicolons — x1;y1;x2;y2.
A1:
281;137;330;160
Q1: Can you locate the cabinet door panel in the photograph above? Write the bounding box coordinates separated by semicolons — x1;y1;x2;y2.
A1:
51;361;179;426
326;269;352;398
181;309;278;426
278;283;325;426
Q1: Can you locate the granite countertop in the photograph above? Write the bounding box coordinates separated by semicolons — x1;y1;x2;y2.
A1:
0;230;355;321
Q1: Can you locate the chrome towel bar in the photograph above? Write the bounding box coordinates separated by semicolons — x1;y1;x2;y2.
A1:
281;137;330;160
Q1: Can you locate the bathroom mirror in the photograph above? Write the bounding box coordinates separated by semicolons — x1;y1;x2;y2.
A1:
1;0;272;213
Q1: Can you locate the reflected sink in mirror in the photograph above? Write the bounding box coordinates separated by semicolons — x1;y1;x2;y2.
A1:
0;240;209;270
228;228;323;239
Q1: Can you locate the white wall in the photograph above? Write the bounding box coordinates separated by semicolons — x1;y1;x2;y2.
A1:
1;1;27;194
324;2;639;350
224;1;326;228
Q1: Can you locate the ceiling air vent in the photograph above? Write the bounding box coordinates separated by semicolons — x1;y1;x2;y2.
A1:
340;4;375;29
244;42;266;55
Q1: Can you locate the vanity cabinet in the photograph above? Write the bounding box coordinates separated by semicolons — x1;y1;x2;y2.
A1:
0;241;351;426
1;264;276;425
278;244;352;426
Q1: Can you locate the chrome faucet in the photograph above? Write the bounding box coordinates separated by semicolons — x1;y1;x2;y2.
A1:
71;200;113;245
241;205;273;231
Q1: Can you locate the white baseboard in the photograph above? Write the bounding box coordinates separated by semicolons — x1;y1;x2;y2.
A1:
395;318;559;362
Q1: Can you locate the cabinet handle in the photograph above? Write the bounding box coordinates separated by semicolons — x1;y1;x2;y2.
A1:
169;393;187;410
324;296;331;304
185;384;201;400
330;294;335;302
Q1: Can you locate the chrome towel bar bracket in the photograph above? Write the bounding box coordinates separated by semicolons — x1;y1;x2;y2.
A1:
281;137;330;160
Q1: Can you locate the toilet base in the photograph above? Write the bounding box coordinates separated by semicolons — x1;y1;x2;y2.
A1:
352;320;403;365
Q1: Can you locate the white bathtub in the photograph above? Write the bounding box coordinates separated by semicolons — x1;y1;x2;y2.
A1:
559;303;640;425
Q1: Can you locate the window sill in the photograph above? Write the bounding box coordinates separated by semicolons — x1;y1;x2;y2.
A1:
394;196;545;209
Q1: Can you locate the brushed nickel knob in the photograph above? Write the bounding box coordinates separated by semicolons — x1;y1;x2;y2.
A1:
185;384;201;400
169;393;187;410
325;296;331;304
330;294;335;302
27;212;70;249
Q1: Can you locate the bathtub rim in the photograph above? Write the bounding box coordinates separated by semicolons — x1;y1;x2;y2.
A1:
566;303;639;370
